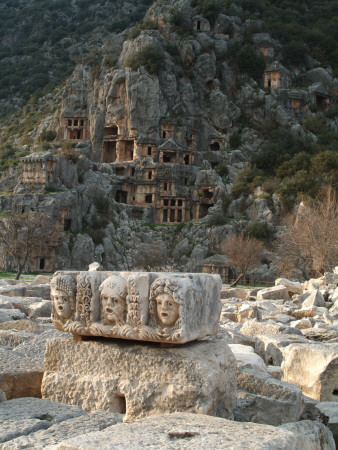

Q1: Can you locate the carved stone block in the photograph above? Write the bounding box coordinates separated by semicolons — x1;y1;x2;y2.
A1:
51;271;222;344
41;336;237;420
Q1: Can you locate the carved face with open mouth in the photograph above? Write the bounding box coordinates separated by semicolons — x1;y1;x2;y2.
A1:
52;289;72;320
156;292;179;327
101;286;126;325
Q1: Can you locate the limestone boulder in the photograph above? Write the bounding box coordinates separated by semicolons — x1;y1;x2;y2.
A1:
235;368;304;426
257;285;290;302
229;343;268;374
240;319;302;339
255;334;309;366
302;289;326;308
42;336;237;421
275;278;302;295
48;412;320;450
282;342;338;401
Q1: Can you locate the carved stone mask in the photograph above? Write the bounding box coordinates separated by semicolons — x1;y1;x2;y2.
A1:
101;285;126;325
156;292;179;327
52;288;72;320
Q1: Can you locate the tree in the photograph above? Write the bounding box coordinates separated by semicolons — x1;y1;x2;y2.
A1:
221;233;264;287
276;186;338;278
0;211;64;279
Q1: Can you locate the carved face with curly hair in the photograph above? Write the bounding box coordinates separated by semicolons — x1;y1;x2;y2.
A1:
50;274;76;321
149;277;183;329
99;275;127;326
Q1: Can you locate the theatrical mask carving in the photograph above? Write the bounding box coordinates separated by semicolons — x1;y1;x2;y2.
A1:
51;274;76;327
99;275;127;326
51;271;222;344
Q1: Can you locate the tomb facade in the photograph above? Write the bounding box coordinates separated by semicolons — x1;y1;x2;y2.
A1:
51;270;222;344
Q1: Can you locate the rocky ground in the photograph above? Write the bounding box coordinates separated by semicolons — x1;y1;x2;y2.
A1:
0;270;337;449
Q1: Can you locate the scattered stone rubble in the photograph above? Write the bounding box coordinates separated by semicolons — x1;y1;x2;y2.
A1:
0;268;337;448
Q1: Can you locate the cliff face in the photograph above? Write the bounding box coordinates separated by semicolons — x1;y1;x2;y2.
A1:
0;0;337;280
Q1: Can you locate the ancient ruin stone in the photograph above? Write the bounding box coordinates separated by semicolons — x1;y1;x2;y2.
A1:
282;342;338;401
47;412;333;450
42;336;237;420
51;271;222;344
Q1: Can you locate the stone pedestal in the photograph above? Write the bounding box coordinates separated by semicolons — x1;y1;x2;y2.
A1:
41;336;236;421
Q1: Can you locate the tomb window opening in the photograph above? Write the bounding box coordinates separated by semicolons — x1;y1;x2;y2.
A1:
147;146;152;156
39;258;45;270
145;194;153;204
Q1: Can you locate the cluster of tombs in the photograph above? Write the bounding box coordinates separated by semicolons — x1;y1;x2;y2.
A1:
22;119;227;224
51;270;222;344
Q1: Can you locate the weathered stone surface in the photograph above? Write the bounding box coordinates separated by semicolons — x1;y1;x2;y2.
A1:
280;420;335;450
0;389;6;402
0;410;121;449
0;308;27;322
316;402;338;446
0;346;43;399
240;319;302;339
0;325;69;399
235;368;304;426
47;412;317;450
302;289;326;308
255;334;309;366
42;336;237;421
282;342;338;401
0;319;41;332
257;286;290;302
229;343;268;374
51;271;222;344
0;397;87;444
275;278;302;295
267;365;283;380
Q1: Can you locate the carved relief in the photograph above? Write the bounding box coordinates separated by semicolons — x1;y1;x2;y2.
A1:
51;271;222;344
148;277;184;341
51;274;76;331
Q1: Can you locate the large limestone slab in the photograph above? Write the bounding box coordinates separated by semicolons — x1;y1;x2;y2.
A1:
282;342;338;401
0;410;121;449
0;397;87;444
42;336;236;421
51;271;222;344
47;412;331;450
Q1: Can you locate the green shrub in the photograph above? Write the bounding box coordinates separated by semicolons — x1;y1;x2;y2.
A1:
229;133;241;148
208;211;227;226
246;221;275;242
282;41;308;67
191;0;226;26
39;129;56;142
125;45;165;75
231;165;262;198
303;116;326;135
92;190;110;216
59;148;79;163
214;163;229;177
235;44;266;82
